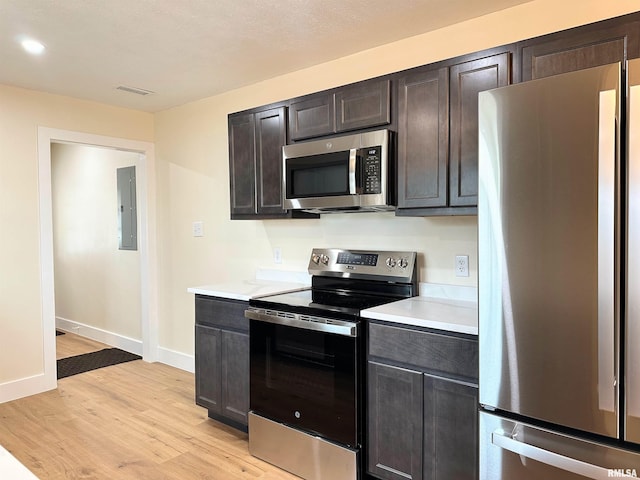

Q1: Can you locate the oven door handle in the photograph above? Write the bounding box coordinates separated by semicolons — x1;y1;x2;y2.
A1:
245;309;359;337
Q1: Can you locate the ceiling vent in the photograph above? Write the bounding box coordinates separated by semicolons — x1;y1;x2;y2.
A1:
116;85;155;96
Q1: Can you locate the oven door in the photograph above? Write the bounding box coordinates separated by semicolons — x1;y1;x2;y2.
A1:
247;310;361;448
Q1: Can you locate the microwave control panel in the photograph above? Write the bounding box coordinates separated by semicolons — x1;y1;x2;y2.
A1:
360;146;382;194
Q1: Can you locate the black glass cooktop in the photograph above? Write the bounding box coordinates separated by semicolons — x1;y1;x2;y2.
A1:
250;275;417;321
249;288;402;321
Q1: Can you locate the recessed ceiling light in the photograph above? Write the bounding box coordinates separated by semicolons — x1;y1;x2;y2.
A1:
21;38;46;55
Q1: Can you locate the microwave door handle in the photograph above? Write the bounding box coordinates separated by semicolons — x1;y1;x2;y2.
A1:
349;148;357;194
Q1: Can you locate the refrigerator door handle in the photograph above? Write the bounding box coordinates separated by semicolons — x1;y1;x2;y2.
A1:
597;88;617;414
492;430;610;479
627;58;640;441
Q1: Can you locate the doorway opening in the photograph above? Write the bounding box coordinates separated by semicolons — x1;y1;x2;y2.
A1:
38;128;157;392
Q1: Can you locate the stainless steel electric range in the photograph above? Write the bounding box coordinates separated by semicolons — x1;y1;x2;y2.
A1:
245;248;418;480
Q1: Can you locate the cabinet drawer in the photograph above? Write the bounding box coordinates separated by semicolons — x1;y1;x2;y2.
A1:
195;295;249;332
368;322;478;382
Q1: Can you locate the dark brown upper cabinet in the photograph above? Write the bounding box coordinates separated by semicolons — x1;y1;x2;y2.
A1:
518;14;640;82
229;12;640;219
229;106;290;219
395;48;512;216
288;94;335;140
396;67;449;210
228;112;256;216
335;79;391;132
449;51;511;208
255;108;287;215
288;78;391;141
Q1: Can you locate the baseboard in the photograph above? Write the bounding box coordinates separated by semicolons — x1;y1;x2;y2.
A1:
157;347;195;374
56;316;194;374
56;317;143;356
0;373;57;404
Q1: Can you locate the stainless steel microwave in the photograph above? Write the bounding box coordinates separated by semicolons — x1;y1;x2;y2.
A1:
282;129;395;214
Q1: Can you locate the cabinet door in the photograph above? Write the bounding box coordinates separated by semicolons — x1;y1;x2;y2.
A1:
449;52;511;207
288;94;335;140
368;361;423;480
255;107;287;215
520;20;640;81
228;113;256;215
336;79;391;132
423;375;478;480
221;330;249;426
195;324;221;414
397;67;449;209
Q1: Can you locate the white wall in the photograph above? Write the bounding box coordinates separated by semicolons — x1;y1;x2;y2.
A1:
0;84;153;400
154;0;640;356
51;143;142;341
1;0;639;401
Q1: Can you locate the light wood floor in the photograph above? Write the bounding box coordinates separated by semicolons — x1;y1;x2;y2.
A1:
0;332;298;480
55;331;110;359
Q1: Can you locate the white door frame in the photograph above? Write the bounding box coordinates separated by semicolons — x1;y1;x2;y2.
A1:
38;127;158;390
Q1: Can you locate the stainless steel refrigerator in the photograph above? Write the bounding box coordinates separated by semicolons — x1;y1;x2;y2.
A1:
478;60;640;478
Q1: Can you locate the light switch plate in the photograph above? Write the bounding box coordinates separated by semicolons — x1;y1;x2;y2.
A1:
193;221;204;237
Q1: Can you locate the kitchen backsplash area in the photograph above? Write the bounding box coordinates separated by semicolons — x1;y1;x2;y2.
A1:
258;212;478;287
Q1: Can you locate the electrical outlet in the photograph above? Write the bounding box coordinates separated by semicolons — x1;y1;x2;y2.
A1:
273;247;282;264
455;255;469;277
192;221;204;237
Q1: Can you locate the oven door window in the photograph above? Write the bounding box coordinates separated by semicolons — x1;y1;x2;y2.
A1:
250;319;359;447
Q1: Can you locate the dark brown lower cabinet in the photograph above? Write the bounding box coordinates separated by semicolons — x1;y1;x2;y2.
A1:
368;362;423;480
195;323;222;412
367;322;478;480
194;296;249;431
423;375;478;480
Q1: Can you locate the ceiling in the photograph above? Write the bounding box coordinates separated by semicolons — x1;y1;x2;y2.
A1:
1;0;531;112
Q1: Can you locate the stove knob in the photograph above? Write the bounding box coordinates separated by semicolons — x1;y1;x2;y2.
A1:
386;257;396;267
311;253;321;264
321;254;330;265
398;258;408;269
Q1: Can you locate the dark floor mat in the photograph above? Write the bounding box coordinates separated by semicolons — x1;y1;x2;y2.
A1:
55;330;65;336
57;348;141;379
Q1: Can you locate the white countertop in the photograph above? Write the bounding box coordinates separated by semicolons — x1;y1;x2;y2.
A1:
188;268;311;301
187;280;310;301
189;274;477;334
361;295;478;335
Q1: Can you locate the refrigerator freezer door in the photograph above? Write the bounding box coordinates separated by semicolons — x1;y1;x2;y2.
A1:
480;411;640;479
478;62;621;438
627;58;640;444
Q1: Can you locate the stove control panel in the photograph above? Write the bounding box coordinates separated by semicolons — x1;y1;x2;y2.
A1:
308;248;417;283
